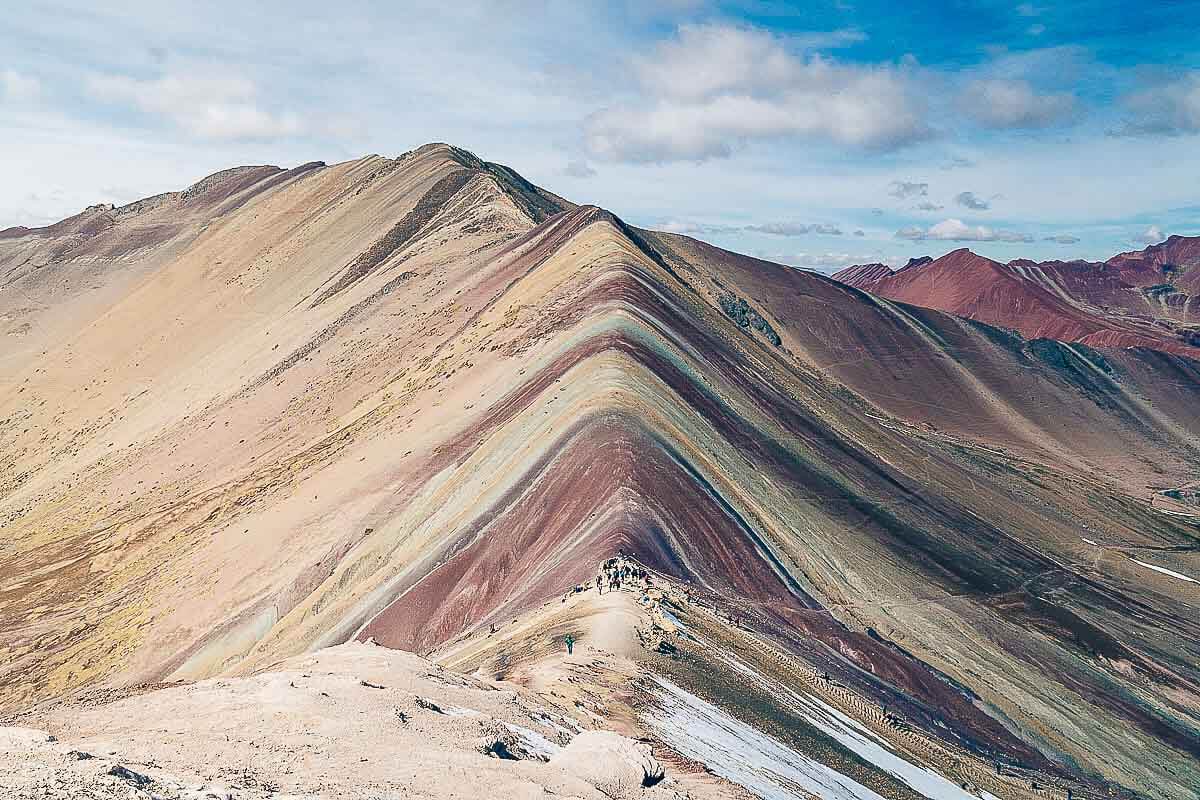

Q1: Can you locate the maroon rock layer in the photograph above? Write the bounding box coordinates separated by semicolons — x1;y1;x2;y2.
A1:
834;239;1200;355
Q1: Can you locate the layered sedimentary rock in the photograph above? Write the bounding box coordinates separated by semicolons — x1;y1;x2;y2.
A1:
834;243;1200;356
1;144;1198;799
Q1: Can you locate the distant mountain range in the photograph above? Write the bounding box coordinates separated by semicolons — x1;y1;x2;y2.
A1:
834;238;1200;357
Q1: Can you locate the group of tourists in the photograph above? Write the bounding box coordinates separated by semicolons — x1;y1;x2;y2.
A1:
554;554;655;655
596;554;649;595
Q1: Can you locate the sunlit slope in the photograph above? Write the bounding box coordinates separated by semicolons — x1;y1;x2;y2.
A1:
0;144;1197;798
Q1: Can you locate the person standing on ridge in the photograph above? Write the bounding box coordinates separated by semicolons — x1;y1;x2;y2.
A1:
564;634;576;655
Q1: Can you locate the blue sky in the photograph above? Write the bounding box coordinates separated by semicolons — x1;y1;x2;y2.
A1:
1;0;1197;271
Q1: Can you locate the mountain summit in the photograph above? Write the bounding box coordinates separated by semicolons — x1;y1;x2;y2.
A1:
2;145;1198;800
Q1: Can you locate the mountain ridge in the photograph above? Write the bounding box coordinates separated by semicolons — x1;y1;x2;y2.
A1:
2;143;1199;800
834;239;1200;355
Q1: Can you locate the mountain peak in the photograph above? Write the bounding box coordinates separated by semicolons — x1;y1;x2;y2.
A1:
900;255;934;270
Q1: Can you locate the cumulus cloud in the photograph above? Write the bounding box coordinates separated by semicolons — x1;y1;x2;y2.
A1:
1;69;40;102
87;72;304;140
896;218;1032;242
746;222;843;236
1027;24;1047;36
1016;3;1040;16
889;181;928;199
584;24;933;162
1135;225;1165;245
1113;72;1200;136
915;201;944;211
959;78;1076;129
955;191;990;210
853;229;865;236
631;24;865;100
1043;233;1080;244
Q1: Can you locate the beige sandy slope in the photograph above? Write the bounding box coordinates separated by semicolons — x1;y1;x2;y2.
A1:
0;144;555;706
1;639;696;800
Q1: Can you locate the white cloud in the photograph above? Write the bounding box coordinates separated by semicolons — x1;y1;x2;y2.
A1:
561;158;597;178
1114;72;1200;136
659;219;844;236
584;25;932;162
897;218;1032;242
1027;24;1047;36
87;72;305;140
1135;225;1165;245
1043;233;1080;244
959;78;1076;129
955;191;990;210
940;155;975;170
631;24;865;100
771;251;873;272
888;180;928;199
915;201;944;211
659;219;739;235
1;68;40;102
1016;3;1040;16
746;222;843;236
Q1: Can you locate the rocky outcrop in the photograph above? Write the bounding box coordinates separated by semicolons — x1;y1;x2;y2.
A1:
551;731;666;799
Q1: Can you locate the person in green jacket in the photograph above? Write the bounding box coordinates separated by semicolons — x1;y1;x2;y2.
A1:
564;634;576;655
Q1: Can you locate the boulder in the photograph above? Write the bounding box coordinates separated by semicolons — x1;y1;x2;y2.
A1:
549;731;664;799
107;764;152;786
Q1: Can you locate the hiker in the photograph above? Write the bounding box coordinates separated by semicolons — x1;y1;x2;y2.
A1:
564;634;576;655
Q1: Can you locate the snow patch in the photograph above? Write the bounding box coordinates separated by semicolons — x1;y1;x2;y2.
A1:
646;676;887;800
715;654;980;800
658;606;688;633
1130;558;1198;584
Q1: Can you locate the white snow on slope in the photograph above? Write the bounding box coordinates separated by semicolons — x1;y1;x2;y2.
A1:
1130;559;1198;584
715;654;981;800
658;606;689;634
646;676;887;800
